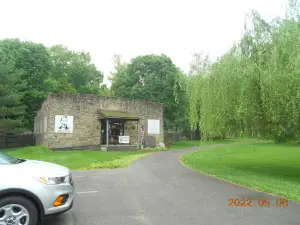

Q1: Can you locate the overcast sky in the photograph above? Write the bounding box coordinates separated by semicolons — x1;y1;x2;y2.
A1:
0;0;286;85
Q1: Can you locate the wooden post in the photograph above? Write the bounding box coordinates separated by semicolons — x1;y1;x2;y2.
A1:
167;135;173;149
137;120;139;149
106;118;109;147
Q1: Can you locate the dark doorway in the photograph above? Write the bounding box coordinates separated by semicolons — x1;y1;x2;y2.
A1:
101;119;125;145
101;120;107;145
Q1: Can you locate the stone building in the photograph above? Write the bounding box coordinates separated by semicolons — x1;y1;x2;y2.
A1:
34;93;164;150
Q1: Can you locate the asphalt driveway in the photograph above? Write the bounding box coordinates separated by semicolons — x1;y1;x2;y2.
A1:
44;146;300;225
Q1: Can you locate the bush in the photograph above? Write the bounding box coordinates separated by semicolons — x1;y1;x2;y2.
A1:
142;146;166;151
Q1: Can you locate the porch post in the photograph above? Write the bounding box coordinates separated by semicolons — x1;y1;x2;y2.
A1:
106;118;109;147
137;120;140;149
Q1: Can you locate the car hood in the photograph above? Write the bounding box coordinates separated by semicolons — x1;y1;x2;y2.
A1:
12;160;70;176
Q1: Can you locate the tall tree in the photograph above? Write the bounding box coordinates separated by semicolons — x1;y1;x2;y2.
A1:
49;45;104;94
0;57;26;134
188;52;212;76
187;2;300;142
109;54;127;82
0;39;52;130
111;54;187;129
99;84;114;97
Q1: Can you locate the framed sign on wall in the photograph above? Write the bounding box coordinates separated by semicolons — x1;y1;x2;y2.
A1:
119;136;130;144
147;119;160;134
55;115;74;133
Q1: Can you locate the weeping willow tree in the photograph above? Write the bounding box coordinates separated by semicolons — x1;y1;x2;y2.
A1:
187;1;300;142
187;53;211;139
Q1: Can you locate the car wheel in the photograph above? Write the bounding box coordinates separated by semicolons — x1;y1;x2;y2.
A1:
0;196;38;225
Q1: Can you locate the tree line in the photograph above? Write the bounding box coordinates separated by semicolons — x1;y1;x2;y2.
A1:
187;2;300;142
0;39;188;135
0;40;109;134
1;1;299;143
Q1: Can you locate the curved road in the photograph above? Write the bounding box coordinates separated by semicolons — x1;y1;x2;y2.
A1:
45;146;300;225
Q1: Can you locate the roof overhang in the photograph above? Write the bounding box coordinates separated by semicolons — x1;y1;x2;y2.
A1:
97;110;140;120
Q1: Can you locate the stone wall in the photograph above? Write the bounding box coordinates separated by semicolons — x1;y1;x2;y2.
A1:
35;93;164;149
34;99;49;145
123;120;139;145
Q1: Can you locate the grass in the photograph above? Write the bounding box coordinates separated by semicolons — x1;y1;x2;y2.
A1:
4;137;263;170
6;146;152;170
169;137;263;149
181;142;300;201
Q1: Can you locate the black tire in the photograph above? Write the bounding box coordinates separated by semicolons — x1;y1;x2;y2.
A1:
0;195;38;225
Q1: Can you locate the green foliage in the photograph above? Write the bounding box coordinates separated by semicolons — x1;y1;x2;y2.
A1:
49;45;104;94
0;55;26;134
187;3;300;142
99;84;114;97
3;1;299;140
111;54;188;129
0;40;106;132
0;39;52;130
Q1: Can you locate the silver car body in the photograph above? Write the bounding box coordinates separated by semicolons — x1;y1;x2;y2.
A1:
0;154;75;222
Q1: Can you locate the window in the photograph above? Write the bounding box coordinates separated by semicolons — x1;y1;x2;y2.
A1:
0;152;22;165
109;119;124;136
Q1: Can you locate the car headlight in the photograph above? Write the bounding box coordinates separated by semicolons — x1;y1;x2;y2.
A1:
34;175;70;185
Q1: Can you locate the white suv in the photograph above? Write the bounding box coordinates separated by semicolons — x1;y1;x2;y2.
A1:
0;152;75;225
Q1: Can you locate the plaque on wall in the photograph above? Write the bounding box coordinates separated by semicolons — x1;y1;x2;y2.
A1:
144;136;156;147
147;119;160;134
55;115;74;133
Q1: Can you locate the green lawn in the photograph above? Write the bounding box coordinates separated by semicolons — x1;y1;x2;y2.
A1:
6;146;152;170
181;143;300;201
4;137;262;170
170;137;263;149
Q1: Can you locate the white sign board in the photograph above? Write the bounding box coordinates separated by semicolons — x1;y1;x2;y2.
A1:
147;119;160;134
55;115;74;133
119;136;130;144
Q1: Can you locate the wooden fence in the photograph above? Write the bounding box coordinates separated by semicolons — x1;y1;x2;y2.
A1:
0;134;35;149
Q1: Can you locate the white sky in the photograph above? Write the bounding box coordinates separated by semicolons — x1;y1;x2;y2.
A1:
0;0;286;85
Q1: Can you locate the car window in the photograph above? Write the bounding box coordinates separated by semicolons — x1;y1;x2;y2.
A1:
0;152;18;164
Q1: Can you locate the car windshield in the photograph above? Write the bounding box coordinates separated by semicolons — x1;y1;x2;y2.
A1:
0;152;22;165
